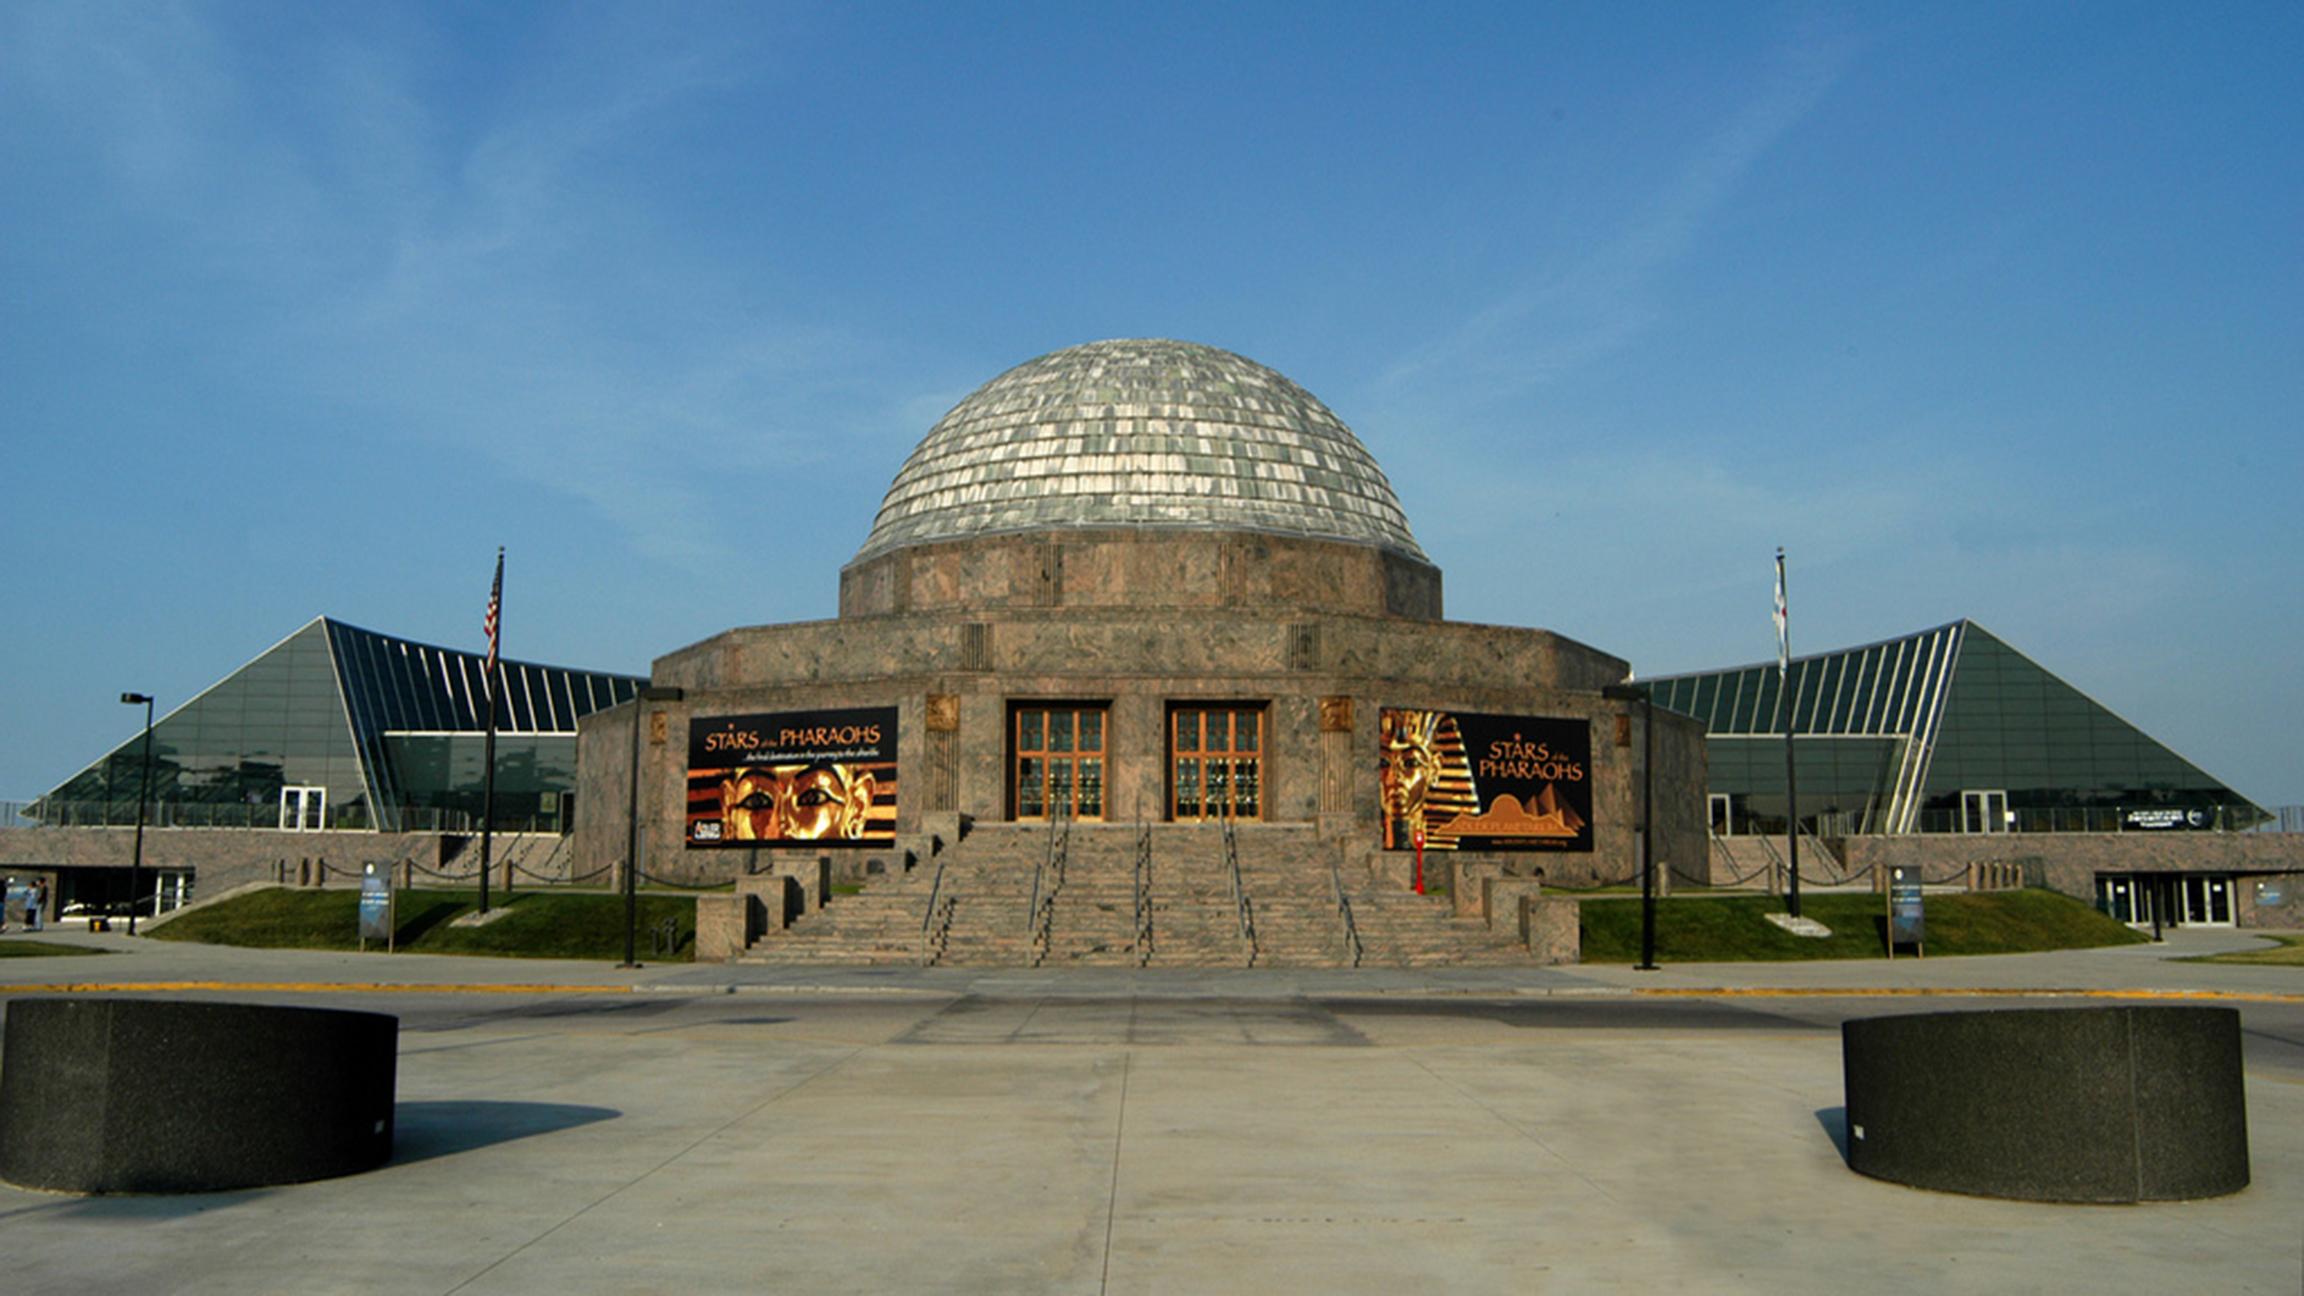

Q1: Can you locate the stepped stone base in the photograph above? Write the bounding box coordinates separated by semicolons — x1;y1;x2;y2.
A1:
725;821;1552;969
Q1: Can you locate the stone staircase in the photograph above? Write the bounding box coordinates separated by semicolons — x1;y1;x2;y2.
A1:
736;817;1540;968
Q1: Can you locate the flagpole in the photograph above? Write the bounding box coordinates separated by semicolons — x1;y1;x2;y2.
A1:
1777;547;1802;919
479;548;503;915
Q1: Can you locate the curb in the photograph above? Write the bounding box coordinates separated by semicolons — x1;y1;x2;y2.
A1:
6;980;2299;1003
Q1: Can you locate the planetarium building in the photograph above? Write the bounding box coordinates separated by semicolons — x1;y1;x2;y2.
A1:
573;339;1706;964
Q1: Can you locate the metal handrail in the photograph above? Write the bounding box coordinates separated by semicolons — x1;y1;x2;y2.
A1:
1027;801;1070;966
1704;830;1775;889
1131;819;1153;966
920;854;947;941
1330;858;1363;968
1222;810;1257;965
918;853;951;966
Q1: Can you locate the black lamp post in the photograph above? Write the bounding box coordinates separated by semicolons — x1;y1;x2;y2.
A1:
120;692;155;935
622;685;682;968
1603;683;1659;970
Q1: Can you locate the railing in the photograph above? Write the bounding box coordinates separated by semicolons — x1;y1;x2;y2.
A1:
1222;810;1257;966
918;854;951;967
1717;802;2279;837
1131;819;1153;967
1329;858;1363;968
1025;801;1070;967
10;798;570;835
1704;830;1774;888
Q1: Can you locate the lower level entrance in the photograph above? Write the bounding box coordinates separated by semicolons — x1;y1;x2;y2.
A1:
2096;873;2235;927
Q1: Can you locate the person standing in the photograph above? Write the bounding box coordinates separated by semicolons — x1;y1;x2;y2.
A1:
26;878;44;932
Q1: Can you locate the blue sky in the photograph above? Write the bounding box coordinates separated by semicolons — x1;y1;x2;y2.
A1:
3;1;2297;809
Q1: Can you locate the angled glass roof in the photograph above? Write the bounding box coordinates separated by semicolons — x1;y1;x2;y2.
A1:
1644;620;2262;833
34;618;640;832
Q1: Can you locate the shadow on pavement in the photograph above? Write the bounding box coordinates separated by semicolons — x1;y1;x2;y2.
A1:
1814;1106;1850;1163
391;1100;619;1166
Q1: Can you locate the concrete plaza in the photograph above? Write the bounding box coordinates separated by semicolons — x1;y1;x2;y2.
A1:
1;928;2298;1294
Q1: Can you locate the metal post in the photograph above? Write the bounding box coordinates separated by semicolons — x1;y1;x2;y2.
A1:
478;670;498;915
623;686;681;969
622;692;645;968
120;693;154;935
1605;682;1660;970
1780;551;1802;920
1639;690;1657;970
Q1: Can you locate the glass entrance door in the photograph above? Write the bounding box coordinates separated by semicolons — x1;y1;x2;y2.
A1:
279;786;325;831
1013;706;1106;821
1961;789;2009;833
1171;706;1263;821
2180;876;2234;925
2097;874;2146;925
1708;794;1734;835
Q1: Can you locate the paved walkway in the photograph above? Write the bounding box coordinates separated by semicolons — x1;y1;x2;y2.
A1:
0;930;2296;1294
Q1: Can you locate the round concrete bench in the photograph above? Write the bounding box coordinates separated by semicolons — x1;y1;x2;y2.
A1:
1842;1005;2248;1202
0;999;397;1194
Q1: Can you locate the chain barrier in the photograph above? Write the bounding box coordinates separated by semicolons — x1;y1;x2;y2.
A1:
509;860;614;884
633;868;738;892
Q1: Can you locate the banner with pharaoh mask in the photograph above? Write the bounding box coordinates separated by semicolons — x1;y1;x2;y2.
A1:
685;707;898;848
1378;708;1592;852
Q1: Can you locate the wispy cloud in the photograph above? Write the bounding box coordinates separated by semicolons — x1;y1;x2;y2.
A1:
4;4;928;564
1376;25;1855;404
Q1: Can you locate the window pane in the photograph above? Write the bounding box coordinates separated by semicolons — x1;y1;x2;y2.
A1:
1208;759;1230;810
1210;710;1232;751
1049;760;1075;811
1019;758;1045;817
1050;710;1074;753
1079;758;1103;817
1238;710;1259;752
1176;710;1200;752
1176;758;1200;817
1080;709;1103;753
1019;710;1044;752
1236;758;1259;817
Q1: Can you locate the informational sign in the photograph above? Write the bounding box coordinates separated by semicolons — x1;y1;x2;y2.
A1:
1887;865;1925;957
357;865;393;949
685;706;898;848
1378;709;1592;853
2123;807;2210;832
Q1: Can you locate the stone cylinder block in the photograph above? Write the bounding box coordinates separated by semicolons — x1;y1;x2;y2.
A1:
1841;1005;2247;1202
0;998;398;1194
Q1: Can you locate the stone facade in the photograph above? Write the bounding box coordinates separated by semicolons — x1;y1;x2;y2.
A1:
568;339;1716;917
571;571;1710;902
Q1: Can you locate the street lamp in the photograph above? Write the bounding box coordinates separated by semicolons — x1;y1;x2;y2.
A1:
120;692;155;935
1602;683;1659;971
623;685;683;968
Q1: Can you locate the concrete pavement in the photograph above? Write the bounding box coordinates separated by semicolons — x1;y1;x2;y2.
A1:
0;930;2298;1293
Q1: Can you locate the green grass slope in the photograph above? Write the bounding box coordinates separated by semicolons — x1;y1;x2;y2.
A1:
1579;888;2148;963
148;888;697;961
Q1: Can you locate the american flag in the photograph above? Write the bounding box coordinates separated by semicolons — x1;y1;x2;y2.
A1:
484;548;503;675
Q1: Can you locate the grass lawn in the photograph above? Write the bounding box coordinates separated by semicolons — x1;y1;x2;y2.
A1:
149;888;697;961
1579;888;2148;963
0;939;108;959
2187;933;2304;966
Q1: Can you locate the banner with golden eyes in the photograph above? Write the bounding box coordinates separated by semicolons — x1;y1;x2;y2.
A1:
1378;709;1592;852
685;706;898;848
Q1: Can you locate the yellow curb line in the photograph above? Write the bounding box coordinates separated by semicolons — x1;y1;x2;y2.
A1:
1626;986;2304;1003
0;982;640;995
